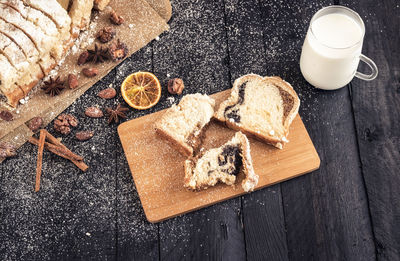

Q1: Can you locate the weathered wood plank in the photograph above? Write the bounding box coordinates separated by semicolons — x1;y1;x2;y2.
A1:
340;0;400;260
279;62;376;260
115;46;160;260
223;0;289;260
271;63;376;259
0;71;119;260
152;0;245;259
256;0;376;259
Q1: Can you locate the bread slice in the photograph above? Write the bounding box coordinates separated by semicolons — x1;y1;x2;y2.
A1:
68;0;94;36
214;74;300;149
155;93;215;157
184;132;259;192
22;0;72;49
0;17;39;63
0;5;60;59
22;0;72;32
0;54;24;107
0;32;42;96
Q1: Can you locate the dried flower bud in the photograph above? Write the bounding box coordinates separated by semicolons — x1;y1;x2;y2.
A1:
108;40;128;61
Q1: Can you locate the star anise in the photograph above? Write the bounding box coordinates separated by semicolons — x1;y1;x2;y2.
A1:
106;104;128;124
87;44;109;63
41;76;65;96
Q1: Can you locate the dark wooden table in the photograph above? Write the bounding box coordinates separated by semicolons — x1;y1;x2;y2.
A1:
1;0;399;260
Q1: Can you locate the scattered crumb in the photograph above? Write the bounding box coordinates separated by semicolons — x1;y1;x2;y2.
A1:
167;96;175;105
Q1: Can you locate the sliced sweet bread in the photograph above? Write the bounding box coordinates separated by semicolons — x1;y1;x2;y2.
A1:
68;0;94;36
0;32;43;97
214;74;300;149
22;0;72;46
155;93;215;157
0;19;52;75
0;5;60;59
184;131;259;192
22;0;72;32
0;54;24;107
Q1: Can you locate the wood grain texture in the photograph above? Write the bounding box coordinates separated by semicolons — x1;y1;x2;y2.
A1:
341;0;400;260
0;71;120;260
118;90;320;222
255;0;377;260
274;60;376;260
223;0;290;259
115;46;160;260
151;0;245;259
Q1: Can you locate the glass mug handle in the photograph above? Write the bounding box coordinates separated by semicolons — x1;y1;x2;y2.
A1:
355;54;378;81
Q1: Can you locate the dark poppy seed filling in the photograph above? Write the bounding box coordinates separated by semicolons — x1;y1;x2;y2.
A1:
277;87;294;123
218;145;242;176
225;109;240;123
224;81;247;123
237;81;246;104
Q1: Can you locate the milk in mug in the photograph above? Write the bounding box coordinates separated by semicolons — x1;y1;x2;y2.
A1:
300;6;378;90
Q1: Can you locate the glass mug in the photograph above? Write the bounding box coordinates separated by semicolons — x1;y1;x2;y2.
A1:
300;5;378;90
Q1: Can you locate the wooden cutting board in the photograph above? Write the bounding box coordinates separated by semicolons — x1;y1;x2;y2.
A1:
118;90;320;223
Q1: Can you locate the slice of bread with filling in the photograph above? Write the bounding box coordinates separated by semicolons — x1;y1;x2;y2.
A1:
184;131;259;192
214;74;300;149
155;93;215;157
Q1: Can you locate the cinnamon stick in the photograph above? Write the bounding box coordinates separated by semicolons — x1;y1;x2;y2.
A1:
35;129;46;192
43;130;89;172
29;137;83;161
28;137;88;172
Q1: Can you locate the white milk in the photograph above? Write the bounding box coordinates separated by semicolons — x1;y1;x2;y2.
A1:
300;12;364;90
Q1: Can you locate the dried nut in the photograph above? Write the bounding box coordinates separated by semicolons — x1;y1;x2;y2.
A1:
97;26;116;43
28;117;43;132
82;67;99;77
68;74;79;89
110;10;125;25
0;110;13;121
78;51;89;65
85;107;104;118
167;78;185;95
108;40;128;61
76;131;94;141
97;88;116;99
0;143;17;158
54;114;78;135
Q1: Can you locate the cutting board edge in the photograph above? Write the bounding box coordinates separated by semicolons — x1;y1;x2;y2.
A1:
143;159;321;223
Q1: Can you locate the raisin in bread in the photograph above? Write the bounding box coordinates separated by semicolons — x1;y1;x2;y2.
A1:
155;93;215;157
184;132;259;192
214;74;300;149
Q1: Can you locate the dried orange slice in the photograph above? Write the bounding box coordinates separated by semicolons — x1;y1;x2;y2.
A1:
121;72;161;110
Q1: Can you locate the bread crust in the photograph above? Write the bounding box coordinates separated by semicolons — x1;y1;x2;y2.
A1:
214;74;300;149
155;127;193;157
183;132;259;192
236;132;259;192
